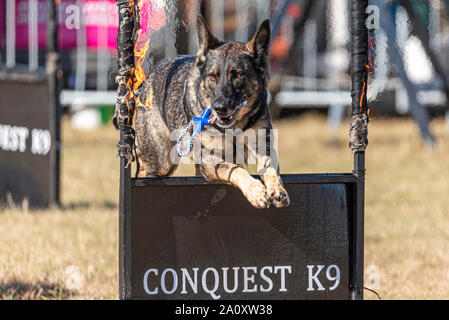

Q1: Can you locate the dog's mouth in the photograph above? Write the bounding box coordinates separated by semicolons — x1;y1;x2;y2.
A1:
214;99;247;128
216;112;237;128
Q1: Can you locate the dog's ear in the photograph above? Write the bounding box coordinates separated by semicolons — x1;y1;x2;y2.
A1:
246;19;271;62
196;15;219;65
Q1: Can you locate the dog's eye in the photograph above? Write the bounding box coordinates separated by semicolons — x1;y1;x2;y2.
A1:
232;73;242;81
208;74;216;82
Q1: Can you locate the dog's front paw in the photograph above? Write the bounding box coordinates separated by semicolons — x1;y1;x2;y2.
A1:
267;183;290;208
243;180;271;209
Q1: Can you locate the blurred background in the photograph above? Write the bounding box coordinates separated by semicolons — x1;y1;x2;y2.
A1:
1;0;449;299
2;0;449;130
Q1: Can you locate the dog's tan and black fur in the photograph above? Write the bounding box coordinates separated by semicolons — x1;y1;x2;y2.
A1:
135;16;289;209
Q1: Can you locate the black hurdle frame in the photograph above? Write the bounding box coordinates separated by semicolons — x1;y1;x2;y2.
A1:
116;0;369;300
47;0;61;207
0;0;61;207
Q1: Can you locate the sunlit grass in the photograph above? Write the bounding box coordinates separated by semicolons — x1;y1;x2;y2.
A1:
1;113;448;299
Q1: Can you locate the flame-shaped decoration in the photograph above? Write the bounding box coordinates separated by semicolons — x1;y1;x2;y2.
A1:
120;0;166;126
133;39;149;108
128;0;166;111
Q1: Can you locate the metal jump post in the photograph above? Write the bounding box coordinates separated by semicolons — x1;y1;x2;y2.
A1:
115;0;369;300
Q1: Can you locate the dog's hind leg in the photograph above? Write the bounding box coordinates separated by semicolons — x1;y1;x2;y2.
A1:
135;108;177;177
195;164;202;176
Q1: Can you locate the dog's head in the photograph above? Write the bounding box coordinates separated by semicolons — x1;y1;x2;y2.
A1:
194;16;271;129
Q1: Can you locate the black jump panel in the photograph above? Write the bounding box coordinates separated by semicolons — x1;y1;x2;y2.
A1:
0;72;58;207
123;174;356;300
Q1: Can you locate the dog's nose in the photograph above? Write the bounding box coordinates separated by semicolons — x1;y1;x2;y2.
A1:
212;102;228;116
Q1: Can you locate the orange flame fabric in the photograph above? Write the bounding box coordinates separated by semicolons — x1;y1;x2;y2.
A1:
126;0;165;112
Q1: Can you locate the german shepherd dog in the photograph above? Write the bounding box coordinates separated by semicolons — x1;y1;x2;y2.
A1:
135;16;289;209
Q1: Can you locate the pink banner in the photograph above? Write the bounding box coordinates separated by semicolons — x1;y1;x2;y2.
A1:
14;0;77;50
0;2;4;45
2;0;166;51
83;0;119;50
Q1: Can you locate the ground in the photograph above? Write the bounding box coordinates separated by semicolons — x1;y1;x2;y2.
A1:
1;113;448;299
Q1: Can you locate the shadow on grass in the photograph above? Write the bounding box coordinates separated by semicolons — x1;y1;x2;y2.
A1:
62;200;118;211
325;137;346;149
0;280;76;300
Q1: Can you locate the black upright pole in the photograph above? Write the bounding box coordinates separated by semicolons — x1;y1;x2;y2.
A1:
116;0;137;300
47;0;60;207
119;132;132;299
349;0;368;300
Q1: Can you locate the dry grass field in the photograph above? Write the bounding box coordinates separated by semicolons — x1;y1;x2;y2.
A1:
1;113;449;299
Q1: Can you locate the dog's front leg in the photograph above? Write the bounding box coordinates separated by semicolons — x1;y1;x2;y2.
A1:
200;157;271;209
246;132;290;208
256;154;290;208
